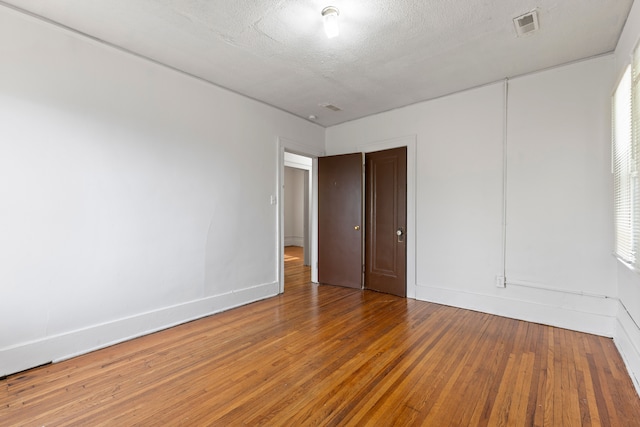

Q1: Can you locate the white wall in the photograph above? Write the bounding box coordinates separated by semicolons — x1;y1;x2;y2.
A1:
326;55;617;338
0;6;324;376
614;0;640;394
505;57;617;315
284;167;305;246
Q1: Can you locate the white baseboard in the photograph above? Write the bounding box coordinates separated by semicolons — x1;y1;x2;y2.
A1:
415;283;617;337
0;281;279;377
284;236;304;247
615;302;640;396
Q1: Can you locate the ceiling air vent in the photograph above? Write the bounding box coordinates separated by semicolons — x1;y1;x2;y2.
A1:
320;103;342;112
513;10;539;37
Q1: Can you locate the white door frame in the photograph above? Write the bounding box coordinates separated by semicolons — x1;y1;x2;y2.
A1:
284;155;312;266
277;137;324;293
277;135;415;299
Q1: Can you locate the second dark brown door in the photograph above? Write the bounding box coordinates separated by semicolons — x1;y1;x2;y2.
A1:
365;147;407;297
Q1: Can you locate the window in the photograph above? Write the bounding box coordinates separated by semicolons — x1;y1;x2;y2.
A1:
613;64;634;265
613;43;640;269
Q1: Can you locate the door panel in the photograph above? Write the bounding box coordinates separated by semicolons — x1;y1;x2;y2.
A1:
365;147;407;297
318;153;364;289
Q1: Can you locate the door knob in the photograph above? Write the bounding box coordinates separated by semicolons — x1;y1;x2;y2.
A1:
396;229;403;236
354;225;360;230
397;227;405;243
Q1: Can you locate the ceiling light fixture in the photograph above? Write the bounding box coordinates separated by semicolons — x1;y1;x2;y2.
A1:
321;6;340;39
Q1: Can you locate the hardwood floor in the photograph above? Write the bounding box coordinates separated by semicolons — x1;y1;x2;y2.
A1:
2;245;640;426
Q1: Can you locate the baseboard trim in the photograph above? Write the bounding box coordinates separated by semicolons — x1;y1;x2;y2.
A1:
0;281;279;377
615;302;640;396
415;283;617;337
284;236;304;247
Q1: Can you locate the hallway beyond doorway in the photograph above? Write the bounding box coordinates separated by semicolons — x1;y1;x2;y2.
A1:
284;245;310;289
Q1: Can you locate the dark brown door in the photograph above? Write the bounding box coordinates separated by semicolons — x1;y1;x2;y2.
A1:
318;153;364;289
365;147;407;297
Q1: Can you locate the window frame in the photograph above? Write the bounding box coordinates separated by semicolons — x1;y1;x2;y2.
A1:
612;64;635;267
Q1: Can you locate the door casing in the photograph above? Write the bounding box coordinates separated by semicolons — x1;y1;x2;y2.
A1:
277;135;417;299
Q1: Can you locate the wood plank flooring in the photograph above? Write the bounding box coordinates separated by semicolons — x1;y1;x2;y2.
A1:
2;246;640;426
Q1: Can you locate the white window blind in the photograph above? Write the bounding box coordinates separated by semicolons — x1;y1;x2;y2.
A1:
613;65;634;264
632;52;640;267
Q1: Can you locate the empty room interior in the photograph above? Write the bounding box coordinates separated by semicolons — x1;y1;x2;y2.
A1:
4;0;640;425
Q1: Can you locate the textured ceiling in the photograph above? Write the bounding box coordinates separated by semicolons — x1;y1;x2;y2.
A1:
2;0;635;126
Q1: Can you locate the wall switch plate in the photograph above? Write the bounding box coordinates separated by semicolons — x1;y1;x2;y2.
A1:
496;275;506;288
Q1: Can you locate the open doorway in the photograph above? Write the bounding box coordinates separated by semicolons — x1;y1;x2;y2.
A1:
277;136;415;298
277;137;323;295
283;152;313;290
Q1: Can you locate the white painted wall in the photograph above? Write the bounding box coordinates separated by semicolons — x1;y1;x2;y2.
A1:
613;0;640;394
505;58;617;299
326;55;617;338
284;167;305;247
0;6;324;376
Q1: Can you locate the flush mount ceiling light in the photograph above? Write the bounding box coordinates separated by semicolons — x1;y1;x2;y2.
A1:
322;6;340;39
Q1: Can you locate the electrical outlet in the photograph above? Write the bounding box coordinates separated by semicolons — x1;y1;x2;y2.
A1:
496;275;506;288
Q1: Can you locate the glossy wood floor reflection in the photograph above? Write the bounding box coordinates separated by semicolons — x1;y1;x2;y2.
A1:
2;246;640;426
